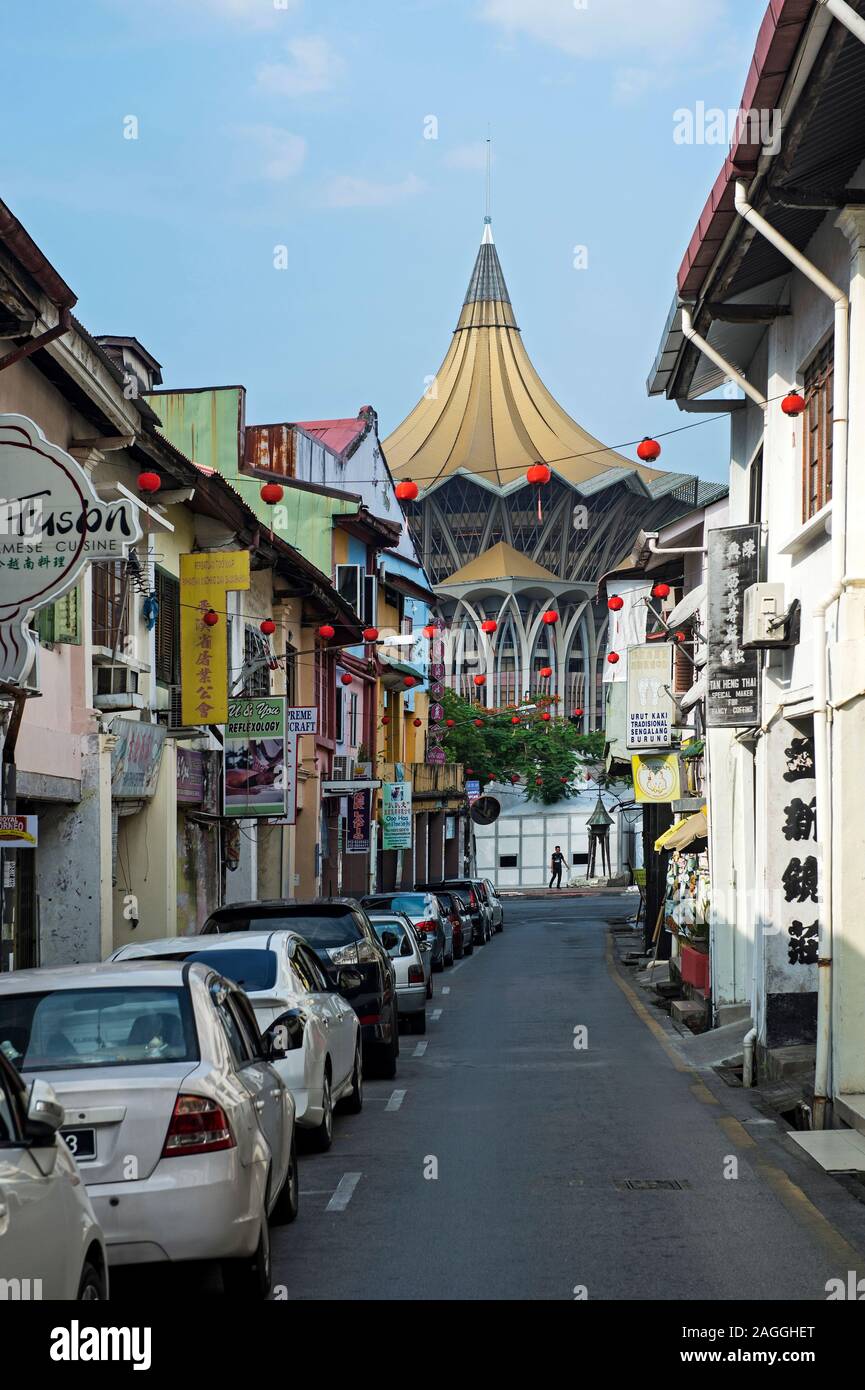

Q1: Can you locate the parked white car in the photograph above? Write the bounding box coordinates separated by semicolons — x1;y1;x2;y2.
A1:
0;961;296;1298
0;1047;108;1300
367;912;430;1035
112;932;362;1150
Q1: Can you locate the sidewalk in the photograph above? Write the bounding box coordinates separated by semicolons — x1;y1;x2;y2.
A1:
500;886;634;900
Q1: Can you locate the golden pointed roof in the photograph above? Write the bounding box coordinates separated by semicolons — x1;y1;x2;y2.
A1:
439;541;560;586
384;220;664;492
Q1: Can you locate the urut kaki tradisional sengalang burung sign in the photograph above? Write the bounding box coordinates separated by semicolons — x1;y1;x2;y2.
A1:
0;413;141;686
706;524;761;729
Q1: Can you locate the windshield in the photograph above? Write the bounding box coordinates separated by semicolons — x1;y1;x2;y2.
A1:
0;987;198;1072
183;949;277;992
364;894;425;917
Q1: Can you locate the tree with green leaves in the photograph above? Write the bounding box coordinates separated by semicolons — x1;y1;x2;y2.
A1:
441;688;606;806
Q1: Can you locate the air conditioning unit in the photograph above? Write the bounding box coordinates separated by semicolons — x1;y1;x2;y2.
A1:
164;685;209;738
332;755;355;781
743;583;793;648
93;664;144;711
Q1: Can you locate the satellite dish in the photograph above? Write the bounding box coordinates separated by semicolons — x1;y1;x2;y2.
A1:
471;796;501;826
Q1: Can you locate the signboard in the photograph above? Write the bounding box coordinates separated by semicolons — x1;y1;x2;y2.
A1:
626;645;674;750
382;781;412;850
631;753;682;805
268;708;318;827
0;413;141;686
110;719;167;799
346;788;371;854
465;779;481;806
707;525;761;728
285;707;317;734
224;696;286;818
179;551;250;727
604;579;652;684
0;815;38;847
426;625;446;766
177;747;204;804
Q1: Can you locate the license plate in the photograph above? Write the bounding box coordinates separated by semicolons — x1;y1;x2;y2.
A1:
61;1127;96;1161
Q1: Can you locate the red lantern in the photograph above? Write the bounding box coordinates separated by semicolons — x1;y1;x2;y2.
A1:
636;437;661;463
413;718;422;728
651;582;670;600
535;777;543;786
510;774;520;785
526;463;551;486
422;624;436;639
382;715;390;725
782;392;806;417
481;619;498;635
404;676;417;688
260;481;284;505
362;627;379;642
560;776;568;784
446;718;456;728
137;471;161;494
318;624;335;641
573;707;584;717
466;768;474;775
674;630;687;643
260;619;276;636
511;716;520;725
203;609;219;626
395;480;419;502
607;652;620;665
340;673;353;686
473;674;486;687
541;712;551;722
539;665;552;678
542;610;558;626
473;719;484;728
608;595;624;612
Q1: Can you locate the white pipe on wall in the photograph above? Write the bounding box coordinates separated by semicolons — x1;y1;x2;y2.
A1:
816;0;865;46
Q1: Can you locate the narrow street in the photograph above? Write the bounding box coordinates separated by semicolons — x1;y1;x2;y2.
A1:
269;899;865;1302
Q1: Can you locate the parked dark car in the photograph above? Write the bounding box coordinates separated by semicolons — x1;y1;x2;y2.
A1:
416;880;491;945
433;890;474;959
199;899;399;1078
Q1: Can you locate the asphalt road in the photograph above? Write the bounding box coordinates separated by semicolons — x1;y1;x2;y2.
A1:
270;896;865;1302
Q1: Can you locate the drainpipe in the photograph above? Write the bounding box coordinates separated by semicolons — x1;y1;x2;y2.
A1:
680;309;767;409
742;1025;757;1088
815;0;865;45
733;179;850;1129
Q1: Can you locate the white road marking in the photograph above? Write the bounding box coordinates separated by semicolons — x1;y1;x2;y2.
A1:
442;986;451;994
325;1172;362;1212
413;1040;428;1056
431;1008;443;1020
451;962;464;973
386;1089;406;1112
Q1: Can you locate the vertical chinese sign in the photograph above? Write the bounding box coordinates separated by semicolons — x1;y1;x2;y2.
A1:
706;525;761;728
346;789;371;854
764;719;819;1047
426;621;446;766
179;551;250;727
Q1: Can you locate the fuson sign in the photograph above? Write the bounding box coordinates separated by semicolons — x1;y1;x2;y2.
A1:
0;413;141;686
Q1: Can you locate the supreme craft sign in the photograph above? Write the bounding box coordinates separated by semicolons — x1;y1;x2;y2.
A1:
0;413;141;686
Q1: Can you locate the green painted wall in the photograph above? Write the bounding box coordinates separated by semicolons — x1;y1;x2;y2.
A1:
148;386;351;578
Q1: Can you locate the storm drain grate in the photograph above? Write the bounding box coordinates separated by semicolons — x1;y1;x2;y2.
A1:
614;1179;690;1192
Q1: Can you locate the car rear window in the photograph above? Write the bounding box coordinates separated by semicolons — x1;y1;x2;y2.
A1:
183;949;277;992
363;894;425;916
370;919;410;958
276;915;363;949
0;987;198;1072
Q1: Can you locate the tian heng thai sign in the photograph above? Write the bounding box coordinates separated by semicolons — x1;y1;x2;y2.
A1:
706;524;761;728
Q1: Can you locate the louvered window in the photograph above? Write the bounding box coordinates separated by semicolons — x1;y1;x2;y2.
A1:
92;561;130;651
155;569;180;685
36;585;81;645
802;342;833;521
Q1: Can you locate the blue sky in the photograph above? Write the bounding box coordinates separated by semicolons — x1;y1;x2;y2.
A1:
1;0;769;483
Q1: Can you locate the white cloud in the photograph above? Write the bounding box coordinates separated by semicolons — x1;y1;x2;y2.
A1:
480;0;727;60
444;142;489;171
237;125;307;179
322;173;425;209
256;36;344;96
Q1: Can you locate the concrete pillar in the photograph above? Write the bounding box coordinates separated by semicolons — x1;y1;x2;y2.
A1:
112;739;178;951
37;733;113;966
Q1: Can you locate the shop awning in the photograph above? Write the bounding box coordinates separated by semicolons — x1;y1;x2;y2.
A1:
654;808;707;853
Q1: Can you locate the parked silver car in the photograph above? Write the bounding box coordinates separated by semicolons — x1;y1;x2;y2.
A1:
368;912;430;1034
361;892;453;970
0;1047;108;1300
0;961;297;1298
480;879;505;933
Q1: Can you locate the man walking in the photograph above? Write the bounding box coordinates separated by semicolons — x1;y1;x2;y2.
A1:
549;845;566;890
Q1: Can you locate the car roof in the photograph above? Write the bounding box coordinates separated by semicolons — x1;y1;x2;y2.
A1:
0;960;194;993
206;897;361;918
114;932;299;958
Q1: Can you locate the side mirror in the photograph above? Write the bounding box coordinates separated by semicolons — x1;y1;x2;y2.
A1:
265;1009;305;1057
419;939;432;952
24;1079;65;1145
336;967;363;992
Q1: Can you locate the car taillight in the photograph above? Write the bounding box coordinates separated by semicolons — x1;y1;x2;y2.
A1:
408;964;424;983
469;891;477;906
418;920;438;933
162;1094;234;1157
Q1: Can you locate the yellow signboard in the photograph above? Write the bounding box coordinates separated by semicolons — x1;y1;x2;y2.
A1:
180;551;250;726
631;753;682;805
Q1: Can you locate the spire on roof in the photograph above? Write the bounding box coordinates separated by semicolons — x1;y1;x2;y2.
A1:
463;225;511;309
